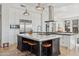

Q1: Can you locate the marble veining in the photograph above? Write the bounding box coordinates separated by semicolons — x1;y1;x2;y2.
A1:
18;33;61;41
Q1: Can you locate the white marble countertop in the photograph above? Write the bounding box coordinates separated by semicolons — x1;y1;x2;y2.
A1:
18;33;61;41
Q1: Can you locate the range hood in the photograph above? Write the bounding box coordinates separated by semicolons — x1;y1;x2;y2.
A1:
45;5;55;23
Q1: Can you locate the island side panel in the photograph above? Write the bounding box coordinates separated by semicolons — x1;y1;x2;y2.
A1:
17;36;23;51
52;38;60;56
17;34;61;56
17;36;27;51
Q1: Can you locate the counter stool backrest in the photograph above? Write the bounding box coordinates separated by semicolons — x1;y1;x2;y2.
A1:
23;41;36;46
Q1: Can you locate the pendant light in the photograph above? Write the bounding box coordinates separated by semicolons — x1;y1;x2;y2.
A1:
36;3;45;33
36;3;44;11
23;9;29;16
20;4;29;16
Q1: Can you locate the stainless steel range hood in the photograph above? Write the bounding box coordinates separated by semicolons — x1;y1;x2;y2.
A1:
45;5;55;23
45;5;56;34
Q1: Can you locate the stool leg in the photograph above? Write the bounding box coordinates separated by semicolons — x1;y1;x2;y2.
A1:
46;48;47;56
30;46;32;54
31;46;32;53
29;46;33;55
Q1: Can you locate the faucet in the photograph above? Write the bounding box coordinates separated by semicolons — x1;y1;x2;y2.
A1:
37;25;41;34
46;23;49;35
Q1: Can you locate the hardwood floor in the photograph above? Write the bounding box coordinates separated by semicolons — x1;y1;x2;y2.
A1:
0;44;79;56
60;46;79;56
0;44;35;56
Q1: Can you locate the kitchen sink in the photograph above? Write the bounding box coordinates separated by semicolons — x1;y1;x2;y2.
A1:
37;32;75;36
37;32;53;35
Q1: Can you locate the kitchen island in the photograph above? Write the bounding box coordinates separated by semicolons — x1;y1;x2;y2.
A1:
17;33;61;56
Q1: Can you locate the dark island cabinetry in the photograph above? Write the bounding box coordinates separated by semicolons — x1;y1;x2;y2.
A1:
17;35;60;56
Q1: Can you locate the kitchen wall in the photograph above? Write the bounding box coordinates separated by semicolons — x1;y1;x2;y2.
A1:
1;3;66;46
2;3;79;46
55;4;79;20
54;3;79;32
1;3;41;46
41;3;79;32
0;5;1;47
39;7;49;32
2;4;10;46
41;6;65;32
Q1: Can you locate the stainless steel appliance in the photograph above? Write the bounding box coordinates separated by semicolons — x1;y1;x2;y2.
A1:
19;19;32;34
45;5;56;34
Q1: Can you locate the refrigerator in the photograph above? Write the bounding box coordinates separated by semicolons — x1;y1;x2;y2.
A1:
19;19;32;34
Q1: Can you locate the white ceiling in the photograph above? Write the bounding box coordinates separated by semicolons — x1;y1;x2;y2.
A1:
6;3;73;14
0;5;1;15
11;3;73;8
0;3;78;15
23;3;72;8
0;3;79;11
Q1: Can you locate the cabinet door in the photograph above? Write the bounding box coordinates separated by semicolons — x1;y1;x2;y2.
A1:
70;35;76;50
52;38;60;55
60;35;64;44
60;35;66;47
65;20;71;32
64;36;70;49
72;20;79;33
60;35;70;49
72;20;78;27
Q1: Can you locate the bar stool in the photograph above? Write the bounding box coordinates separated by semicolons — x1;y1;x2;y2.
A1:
23;41;29;44
23;41;36;55
42;42;51;56
28;41;36;53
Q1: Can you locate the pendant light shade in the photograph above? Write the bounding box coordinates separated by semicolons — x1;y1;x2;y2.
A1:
23;9;29;16
36;3;44;11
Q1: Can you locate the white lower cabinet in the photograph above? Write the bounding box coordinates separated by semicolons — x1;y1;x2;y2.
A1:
69;35;76;50
60;35;76;50
60;35;70;49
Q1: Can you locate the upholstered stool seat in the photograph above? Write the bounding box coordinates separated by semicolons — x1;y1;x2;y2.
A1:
23;40;36;55
42;42;51;56
42;44;51;48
